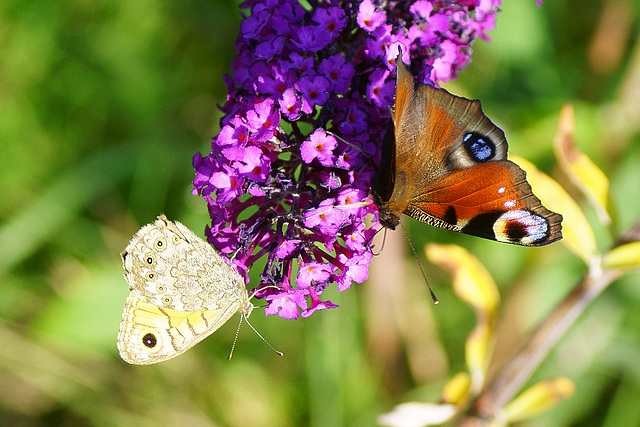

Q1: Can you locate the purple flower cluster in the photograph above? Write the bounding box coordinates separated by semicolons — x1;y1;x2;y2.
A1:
192;0;501;319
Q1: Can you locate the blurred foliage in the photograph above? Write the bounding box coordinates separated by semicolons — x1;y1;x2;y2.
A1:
1;0;640;426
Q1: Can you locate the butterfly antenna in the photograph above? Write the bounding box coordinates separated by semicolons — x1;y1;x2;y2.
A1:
227;315;244;360
326;131;368;156
326;130;384;176
399;223;439;304
372;226;388;256
228;289;285;359
227;313;284;359
244;314;284;356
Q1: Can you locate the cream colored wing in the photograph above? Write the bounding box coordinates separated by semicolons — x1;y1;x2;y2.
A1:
118;215;253;364
117;293;253;365
121;214;248;312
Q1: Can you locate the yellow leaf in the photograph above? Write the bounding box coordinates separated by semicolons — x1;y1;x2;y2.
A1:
553;103;611;225
425;244;499;313
465;323;492;390
511;155;597;264
602;241;640;270
425;244;499;385
503;377;575;423
441;372;471;405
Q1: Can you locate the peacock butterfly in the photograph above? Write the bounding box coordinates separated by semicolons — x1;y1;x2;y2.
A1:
373;53;562;246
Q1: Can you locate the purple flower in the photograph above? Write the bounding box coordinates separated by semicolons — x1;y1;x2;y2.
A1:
301;288;339;317
431;39;460;82
312;7;347;40
357;0;386;32
336;252;372;291
193;0;501;319
367;67;395;109
246;98;279;143
209;168;244;203
293;26;331;52
297;261;335;288
295;74;331;114
318;55;354;95
275;239;302;260
300;129;337;167
232;145;271;183
304;199;346;236
278;88;302;120
265;289;308;319
410;1;433;19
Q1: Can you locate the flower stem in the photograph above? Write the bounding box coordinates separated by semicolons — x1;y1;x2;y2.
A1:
462;259;623;424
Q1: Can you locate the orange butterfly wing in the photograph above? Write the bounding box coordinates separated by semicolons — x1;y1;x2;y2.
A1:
405;161;562;245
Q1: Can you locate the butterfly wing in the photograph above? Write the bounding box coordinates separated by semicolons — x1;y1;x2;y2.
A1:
121;215;248;312
118;215;251;364
117;294;251;365
405;161;562;245
377;56;562;245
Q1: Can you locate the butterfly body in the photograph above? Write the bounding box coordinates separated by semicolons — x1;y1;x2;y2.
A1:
374;56;562;246
117;215;250;365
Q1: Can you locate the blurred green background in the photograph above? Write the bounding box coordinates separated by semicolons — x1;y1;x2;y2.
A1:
2;0;640;426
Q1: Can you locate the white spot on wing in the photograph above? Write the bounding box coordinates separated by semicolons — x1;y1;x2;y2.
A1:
493;210;548;244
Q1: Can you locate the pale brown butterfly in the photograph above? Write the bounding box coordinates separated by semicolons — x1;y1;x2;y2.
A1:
117;214;255;365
